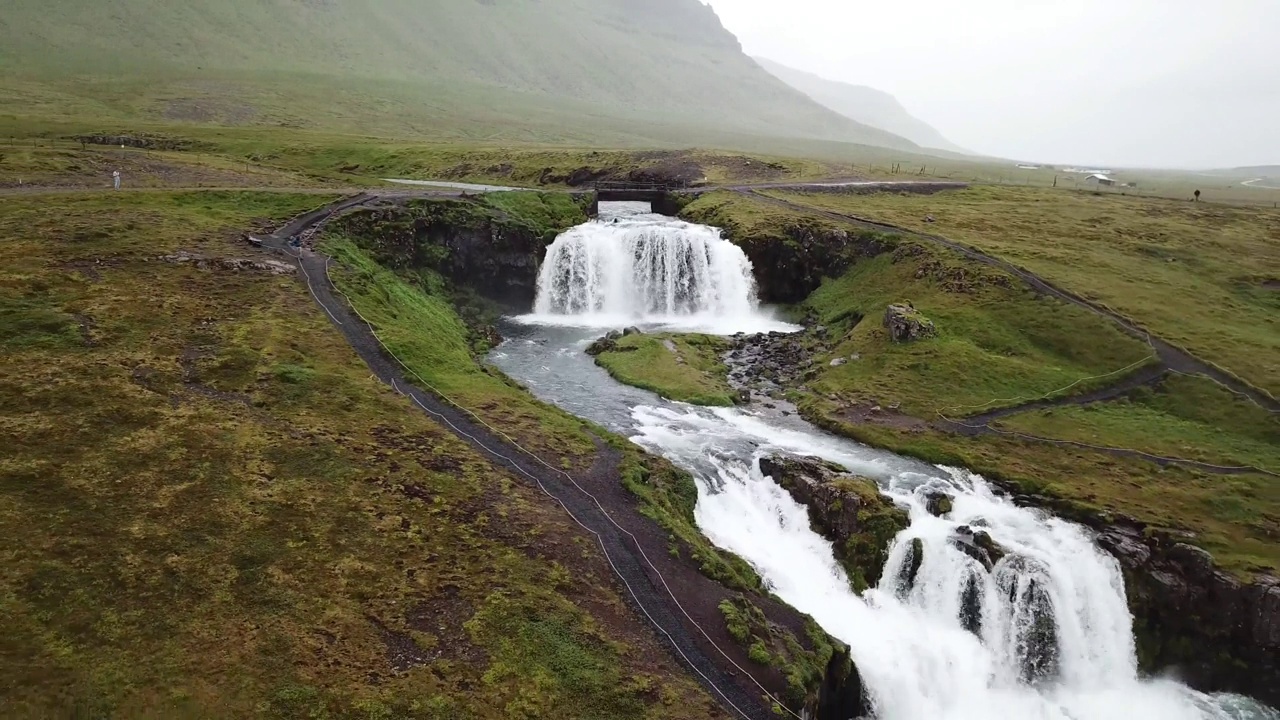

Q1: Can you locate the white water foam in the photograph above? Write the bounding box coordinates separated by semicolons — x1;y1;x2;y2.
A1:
627;404;1278;720
518;203;797;335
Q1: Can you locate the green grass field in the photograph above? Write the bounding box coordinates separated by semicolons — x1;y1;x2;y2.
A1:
766;186;1280;396
996;374;1280;474
0;190;736;719
594;334;736;407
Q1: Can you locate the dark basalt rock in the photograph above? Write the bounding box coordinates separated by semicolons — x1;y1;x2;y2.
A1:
924;491;954;517
1093;521;1280;706
950;525;1007;572
681;209;894;304
895;537;926;599
759;455;909;593
585;336;617;356
959;570;984;636
329;199;586;309
816;643;870;720
995;555;1059;685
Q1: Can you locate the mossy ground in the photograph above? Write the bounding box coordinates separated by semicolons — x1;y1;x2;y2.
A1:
595;333;737;407
717;598;842;712
768;186;1280;397
996;374;1280;473
802;241;1157;417
0;191;728;719
828;477;910;593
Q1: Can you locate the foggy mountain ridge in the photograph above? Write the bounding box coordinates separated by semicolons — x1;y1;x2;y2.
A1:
0;0;924;152
754;57;969;155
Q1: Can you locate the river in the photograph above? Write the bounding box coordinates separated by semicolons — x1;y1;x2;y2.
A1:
485;202;1277;720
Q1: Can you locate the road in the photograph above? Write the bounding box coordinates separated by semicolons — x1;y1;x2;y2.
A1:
1242;177;1280;189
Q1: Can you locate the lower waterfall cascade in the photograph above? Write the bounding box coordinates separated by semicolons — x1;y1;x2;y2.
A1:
488;203;1277;720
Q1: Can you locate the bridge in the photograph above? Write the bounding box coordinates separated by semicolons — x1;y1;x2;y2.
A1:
589;180;685;216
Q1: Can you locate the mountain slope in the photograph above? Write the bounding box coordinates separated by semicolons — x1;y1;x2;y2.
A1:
0;0;920;151
755;57;968;154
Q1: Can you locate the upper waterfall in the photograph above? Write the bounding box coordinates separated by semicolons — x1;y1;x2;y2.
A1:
525;202;792;334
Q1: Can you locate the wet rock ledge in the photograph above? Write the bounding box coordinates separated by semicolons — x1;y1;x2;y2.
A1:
759;455;909;593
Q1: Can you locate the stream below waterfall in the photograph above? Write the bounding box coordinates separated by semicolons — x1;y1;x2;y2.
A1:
486;203;1277;720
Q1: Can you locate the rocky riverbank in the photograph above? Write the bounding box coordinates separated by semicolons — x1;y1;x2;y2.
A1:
725;324;1279;704
758;455;909;594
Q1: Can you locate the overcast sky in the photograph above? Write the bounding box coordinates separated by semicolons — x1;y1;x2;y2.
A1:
702;0;1278;169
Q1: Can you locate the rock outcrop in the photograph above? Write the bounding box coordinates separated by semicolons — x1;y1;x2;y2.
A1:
586;331;630;356
329;198;586;308
724;331;815;396
1095;522;1280;707
679;205;896;304
816;643;870;720
883;303;936;342
924;491;954;517
759;455;909;592
950;524;1006;572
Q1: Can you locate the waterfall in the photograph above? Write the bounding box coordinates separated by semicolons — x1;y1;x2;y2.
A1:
528;202;774;332
624;405;1279;720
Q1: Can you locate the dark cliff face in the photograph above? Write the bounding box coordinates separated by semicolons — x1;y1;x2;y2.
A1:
816;644;870;720
1096;522;1280;707
330;199;577;309
679;208;895;304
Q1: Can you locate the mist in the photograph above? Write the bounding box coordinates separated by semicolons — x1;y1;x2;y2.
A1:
703;0;1280;169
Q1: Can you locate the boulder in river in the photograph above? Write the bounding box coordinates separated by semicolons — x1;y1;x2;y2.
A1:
759;455;909;593
586;335;624;355
883;303;937;342
924;491;954;517
951;525;1007;572
894;537;926;600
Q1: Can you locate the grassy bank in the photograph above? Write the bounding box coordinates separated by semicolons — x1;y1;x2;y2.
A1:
995;374;1280;474
318;232;766;589
768;186;1280;396
594;334;736;407
0;190;730;718
801;241;1156;417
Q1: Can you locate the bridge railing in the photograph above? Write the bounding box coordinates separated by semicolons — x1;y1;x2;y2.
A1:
592;180;673;193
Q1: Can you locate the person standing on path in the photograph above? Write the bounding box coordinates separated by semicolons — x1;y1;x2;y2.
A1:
112;170;121;190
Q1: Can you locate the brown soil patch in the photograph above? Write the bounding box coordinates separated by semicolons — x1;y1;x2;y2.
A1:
404;585;484;665
835;402;931;431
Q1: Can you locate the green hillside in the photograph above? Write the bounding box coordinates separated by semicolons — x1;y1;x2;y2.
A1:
0;0;919;151
755;57;968;154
